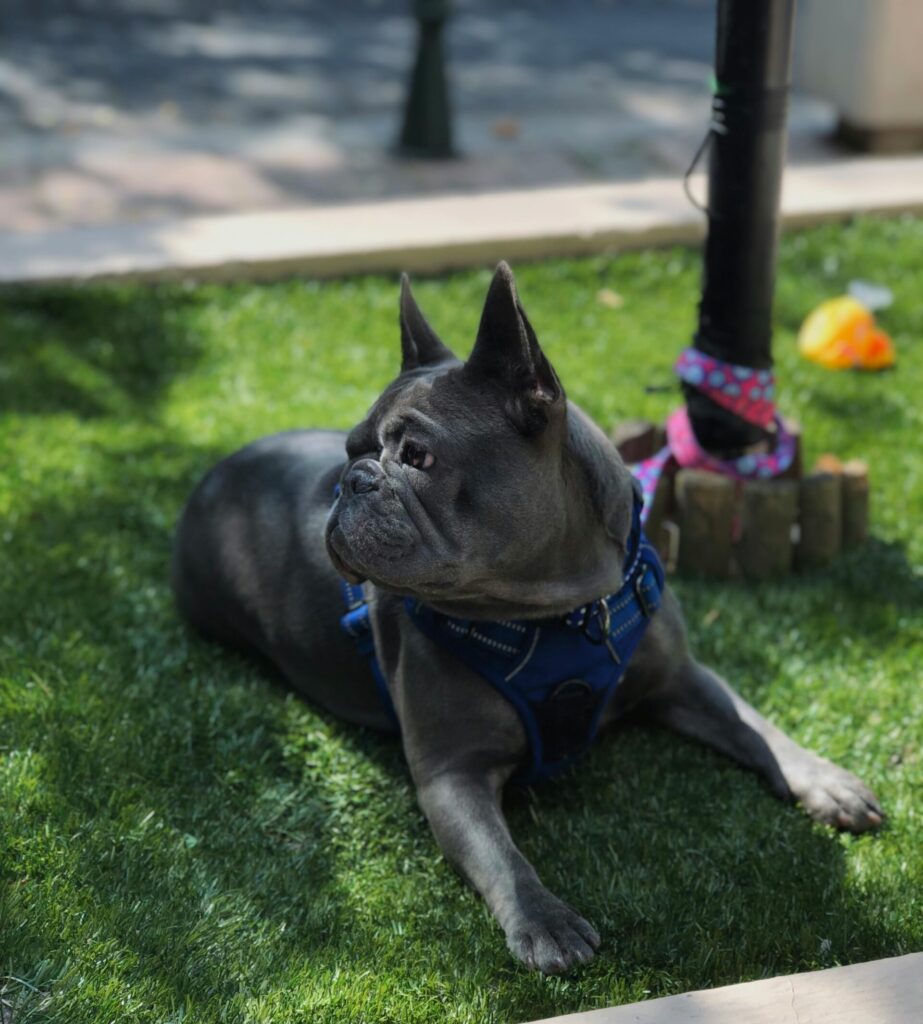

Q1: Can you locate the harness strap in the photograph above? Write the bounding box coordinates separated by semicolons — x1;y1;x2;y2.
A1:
401;515;664;784
338;580;399;729
336;496;664;785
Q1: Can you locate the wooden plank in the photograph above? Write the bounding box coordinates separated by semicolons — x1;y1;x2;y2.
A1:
524;953;923;1024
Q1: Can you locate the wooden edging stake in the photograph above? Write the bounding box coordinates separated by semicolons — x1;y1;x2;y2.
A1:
796;471;843;568
842;459;870;547
676;469;735;577
610;420;665;464
739;479;798;579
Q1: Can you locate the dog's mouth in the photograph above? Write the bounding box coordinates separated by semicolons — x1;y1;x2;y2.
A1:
327;521;465;599
328;533;461;597
330;550;367;587
326;492;463;597
325;521;367;585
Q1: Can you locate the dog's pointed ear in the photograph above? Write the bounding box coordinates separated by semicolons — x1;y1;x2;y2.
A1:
464;262;564;434
399;274;455;372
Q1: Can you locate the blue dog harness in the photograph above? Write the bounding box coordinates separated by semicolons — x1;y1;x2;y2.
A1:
339;498;664;784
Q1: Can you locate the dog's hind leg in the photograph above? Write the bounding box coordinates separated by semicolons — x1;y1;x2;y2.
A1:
644;658;884;834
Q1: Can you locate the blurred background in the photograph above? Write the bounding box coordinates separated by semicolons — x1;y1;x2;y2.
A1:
4;0;916;235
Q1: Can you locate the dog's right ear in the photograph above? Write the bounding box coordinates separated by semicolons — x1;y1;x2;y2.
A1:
400;274;456;372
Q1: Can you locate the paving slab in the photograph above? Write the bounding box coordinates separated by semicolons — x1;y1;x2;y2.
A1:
524;952;923;1024
1;155;922;285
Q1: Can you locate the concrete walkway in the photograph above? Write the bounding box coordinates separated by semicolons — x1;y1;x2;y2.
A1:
0;0;842;235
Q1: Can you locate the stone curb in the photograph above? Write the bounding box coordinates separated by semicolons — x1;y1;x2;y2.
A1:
1;156;922;285
523;952;923;1024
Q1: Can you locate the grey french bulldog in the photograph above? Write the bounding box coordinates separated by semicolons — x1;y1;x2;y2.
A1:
172;263;883;975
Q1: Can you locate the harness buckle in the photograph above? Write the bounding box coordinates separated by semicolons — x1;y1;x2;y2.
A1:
581;600;621;665
634;566;657;617
581;600;609;643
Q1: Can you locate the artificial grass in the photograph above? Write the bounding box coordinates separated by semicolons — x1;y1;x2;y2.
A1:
1;216;921;1024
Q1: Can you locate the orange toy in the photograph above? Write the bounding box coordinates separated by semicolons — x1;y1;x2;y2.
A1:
798;296;895;370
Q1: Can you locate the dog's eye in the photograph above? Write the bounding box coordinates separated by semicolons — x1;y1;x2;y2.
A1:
401;443;434;470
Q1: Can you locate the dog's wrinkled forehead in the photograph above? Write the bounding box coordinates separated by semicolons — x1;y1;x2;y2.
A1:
372;371;443;433
347;366;507;461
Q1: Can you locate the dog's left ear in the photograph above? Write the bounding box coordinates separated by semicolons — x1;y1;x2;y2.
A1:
464;262;564;435
400;274;456;372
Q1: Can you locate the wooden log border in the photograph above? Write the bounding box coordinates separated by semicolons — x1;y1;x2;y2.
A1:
610;419;870;578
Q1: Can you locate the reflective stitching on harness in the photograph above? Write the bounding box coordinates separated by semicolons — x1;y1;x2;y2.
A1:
445;620;520;655
608;590;636;615
505;627;542;682
469;629;520;655
610;610;642;639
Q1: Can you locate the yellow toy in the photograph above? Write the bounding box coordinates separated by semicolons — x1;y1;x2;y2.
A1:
798;296;895;370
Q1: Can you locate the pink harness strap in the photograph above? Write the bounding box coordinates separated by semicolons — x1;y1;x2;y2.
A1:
634;348;796;522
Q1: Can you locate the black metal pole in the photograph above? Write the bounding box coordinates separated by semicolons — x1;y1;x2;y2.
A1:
685;0;796;454
397;0;455;159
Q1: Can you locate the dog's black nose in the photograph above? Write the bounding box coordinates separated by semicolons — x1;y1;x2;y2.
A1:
345;461;380;496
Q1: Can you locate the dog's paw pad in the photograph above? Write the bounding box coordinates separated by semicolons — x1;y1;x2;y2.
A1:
794;758;884;834
507;902;599;974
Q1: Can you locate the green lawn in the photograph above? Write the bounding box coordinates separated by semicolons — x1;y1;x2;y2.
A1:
1;216;921;1024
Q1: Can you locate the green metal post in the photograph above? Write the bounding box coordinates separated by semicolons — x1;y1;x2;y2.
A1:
398;0;455;159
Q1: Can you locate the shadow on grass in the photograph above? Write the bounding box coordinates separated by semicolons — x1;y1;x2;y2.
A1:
669;537;921;708
2;433;417;1011
0;285;207;419
498;714;905;1010
807;382;909;433
3;428;916;1017
791;537;922;615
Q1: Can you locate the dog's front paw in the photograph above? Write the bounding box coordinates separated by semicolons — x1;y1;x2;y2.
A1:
791;756;884;833
506;894;600;974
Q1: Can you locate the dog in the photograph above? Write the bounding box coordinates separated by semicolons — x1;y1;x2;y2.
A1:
172;263;883;974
